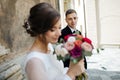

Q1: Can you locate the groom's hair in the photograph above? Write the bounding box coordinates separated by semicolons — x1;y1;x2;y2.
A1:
65;9;77;17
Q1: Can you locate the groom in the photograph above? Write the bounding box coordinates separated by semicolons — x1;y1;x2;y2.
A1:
58;9;87;69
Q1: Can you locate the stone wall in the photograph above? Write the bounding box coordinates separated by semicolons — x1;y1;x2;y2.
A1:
0;0;59;80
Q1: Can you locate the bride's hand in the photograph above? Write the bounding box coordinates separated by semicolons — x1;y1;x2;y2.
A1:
67;59;85;79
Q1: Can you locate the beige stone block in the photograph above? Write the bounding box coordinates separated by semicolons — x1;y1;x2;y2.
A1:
0;45;10;56
0;64;21;79
7;70;23;80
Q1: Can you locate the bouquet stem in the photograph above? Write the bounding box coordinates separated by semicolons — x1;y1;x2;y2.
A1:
76;72;88;80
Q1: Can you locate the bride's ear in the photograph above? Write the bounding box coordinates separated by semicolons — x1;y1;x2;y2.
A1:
38;34;46;42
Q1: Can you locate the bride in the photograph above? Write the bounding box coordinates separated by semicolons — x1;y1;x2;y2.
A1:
22;2;85;80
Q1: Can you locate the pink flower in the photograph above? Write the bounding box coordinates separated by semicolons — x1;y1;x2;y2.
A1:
81;42;93;52
64;42;75;51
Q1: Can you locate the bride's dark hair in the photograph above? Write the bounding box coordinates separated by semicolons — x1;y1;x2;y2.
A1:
23;2;60;37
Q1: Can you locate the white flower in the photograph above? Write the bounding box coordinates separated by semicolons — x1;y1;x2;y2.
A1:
67;36;76;42
55;44;69;57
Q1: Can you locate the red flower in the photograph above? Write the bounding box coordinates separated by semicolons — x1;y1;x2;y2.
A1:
70;45;82;58
83;37;92;44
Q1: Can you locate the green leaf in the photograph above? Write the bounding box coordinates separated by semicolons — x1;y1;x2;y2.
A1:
57;55;63;61
72;59;78;64
59;38;64;43
63;54;70;61
70;57;82;64
83;51;92;56
97;48;100;53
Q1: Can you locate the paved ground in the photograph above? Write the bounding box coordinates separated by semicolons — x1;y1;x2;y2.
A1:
86;69;120;80
86;48;120;80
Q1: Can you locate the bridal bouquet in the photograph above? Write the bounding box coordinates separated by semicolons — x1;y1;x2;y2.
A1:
55;34;93;80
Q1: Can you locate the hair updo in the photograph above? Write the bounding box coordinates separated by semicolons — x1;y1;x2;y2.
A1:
23;2;60;37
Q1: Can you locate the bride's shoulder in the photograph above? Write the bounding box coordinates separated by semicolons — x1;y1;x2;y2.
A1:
25;51;44;63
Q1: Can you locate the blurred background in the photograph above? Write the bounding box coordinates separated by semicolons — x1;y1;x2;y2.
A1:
0;0;120;80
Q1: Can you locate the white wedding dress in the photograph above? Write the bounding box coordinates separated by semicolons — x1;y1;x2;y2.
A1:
23;43;72;80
